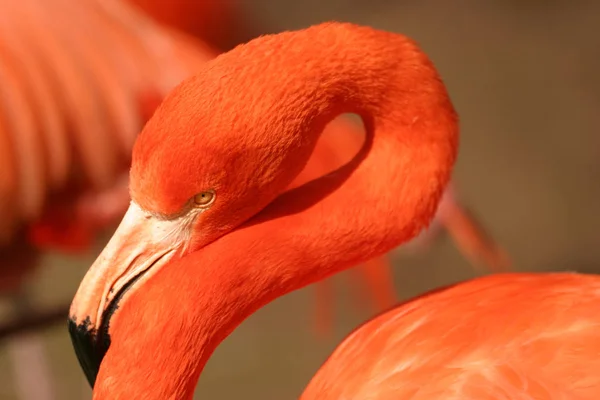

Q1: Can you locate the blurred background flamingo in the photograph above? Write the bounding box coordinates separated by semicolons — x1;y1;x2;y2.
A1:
0;0;598;399
0;1;214;398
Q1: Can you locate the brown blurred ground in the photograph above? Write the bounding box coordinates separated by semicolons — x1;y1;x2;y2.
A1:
0;1;599;398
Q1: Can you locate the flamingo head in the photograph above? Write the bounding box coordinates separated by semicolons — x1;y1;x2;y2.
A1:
67;62;319;387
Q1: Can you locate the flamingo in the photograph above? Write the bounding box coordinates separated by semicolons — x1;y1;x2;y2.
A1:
65;22;592;399
0;0;214;270
104;0;513;337
0;1;213;398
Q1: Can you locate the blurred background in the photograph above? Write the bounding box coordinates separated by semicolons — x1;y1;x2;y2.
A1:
0;0;599;399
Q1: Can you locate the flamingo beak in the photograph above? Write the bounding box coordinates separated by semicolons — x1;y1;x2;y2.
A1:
68;203;179;387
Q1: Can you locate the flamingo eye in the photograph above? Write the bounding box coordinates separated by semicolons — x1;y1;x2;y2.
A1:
192;190;216;208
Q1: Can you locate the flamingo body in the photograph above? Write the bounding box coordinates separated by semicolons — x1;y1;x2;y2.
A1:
303;272;600;399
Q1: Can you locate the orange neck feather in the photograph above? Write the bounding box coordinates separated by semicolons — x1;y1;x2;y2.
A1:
95;23;458;399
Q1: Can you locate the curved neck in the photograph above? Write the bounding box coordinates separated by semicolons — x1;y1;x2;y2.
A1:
95;23;458;399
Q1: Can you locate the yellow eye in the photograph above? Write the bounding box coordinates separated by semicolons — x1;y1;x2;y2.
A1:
193;190;215;208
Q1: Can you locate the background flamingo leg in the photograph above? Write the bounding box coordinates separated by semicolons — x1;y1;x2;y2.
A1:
350;257;397;313
313;256;397;340
437;190;511;273
313;279;335;338
4;289;55;400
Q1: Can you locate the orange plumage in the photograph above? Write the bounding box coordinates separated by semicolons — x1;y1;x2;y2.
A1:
0;2;215;398
303;272;600;400
0;0;213;253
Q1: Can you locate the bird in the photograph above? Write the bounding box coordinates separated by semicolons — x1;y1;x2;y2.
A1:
0;0;213;269
84;1;513;338
301;272;600;400
0;1;213;399
67;22;599;399
71;24;448;397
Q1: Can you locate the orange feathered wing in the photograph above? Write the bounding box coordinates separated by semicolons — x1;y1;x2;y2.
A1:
0;0;214;260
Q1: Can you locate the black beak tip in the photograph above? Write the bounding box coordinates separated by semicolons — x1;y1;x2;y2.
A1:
68;316;108;388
